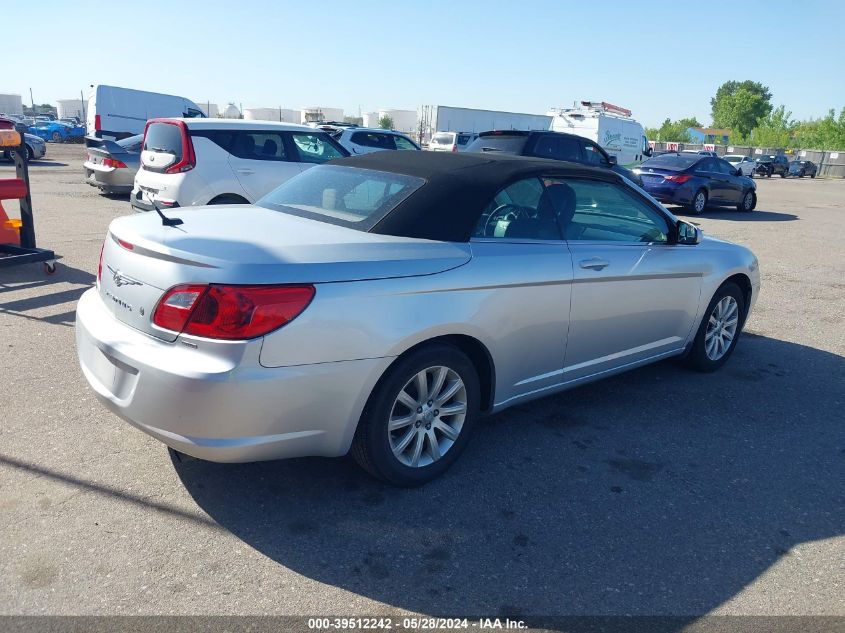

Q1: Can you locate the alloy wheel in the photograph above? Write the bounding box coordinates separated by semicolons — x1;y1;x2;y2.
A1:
388;366;467;468
743;192;754;210
694;192;706;213
705;296;739;361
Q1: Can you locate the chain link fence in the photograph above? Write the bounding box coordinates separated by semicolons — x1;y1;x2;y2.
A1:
649;142;845;178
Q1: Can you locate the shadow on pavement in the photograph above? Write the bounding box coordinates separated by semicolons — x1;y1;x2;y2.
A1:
173;333;844;624
0;262;94;325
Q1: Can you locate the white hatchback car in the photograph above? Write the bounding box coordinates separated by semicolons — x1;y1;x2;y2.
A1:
131;119;349;212
723;154;757;177
333;128;420;155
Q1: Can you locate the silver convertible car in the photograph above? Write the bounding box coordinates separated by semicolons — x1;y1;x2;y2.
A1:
76;152;760;486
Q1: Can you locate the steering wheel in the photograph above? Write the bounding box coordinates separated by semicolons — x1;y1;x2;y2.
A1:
483;204;531;236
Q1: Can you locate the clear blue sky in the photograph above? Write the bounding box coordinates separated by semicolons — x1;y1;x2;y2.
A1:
4;0;844;127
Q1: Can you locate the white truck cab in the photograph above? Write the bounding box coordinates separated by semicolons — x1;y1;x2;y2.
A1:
547;101;651;168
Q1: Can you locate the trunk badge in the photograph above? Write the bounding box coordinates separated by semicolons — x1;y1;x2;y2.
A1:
107;265;142;287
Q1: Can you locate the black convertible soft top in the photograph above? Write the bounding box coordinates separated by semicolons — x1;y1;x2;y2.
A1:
329;151;623;242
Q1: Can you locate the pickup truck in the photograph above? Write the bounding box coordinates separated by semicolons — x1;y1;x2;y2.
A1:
754;154;789;178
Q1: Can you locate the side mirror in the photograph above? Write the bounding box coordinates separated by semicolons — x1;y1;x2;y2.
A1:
734;168;743;177
644;147;653;157
608;155;617;165
676;220;701;245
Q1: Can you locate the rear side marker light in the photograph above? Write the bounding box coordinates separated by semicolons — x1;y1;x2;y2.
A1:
665;174;693;183
152;284;315;340
116;238;134;250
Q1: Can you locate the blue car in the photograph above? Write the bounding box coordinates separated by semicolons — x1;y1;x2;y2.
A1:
636;153;757;214
29;120;86;143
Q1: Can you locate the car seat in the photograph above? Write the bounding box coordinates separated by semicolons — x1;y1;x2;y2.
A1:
504;182;576;240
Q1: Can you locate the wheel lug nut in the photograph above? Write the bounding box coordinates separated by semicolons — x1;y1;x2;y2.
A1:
417;406;423;413
434;410;439;416
427;400;433;406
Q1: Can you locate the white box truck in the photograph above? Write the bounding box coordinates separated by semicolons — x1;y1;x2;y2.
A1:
547;101;651;167
420;105;553;143
87;85;206;140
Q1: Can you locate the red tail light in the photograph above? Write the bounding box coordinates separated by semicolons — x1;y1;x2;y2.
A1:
451;144;458;152
103;157;127;168
153;284;315;340
94;114;101;131
665;174;693;183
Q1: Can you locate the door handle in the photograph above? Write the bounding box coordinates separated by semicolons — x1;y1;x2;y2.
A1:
579;258;609;271
237;168;254;175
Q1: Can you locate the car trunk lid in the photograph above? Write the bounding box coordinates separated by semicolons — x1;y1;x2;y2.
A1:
100;206;471;342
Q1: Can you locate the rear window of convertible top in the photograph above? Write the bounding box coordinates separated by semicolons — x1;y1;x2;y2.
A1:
257;164;425;231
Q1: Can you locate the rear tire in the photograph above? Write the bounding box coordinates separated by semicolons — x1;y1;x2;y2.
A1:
351;343;480;487
51;131;62;142
685;283;746;373
780;171;787;178
688;189;707;215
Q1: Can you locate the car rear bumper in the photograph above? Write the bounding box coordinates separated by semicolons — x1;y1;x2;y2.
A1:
641;184;693;205
84;163;135;193
75;288;389;462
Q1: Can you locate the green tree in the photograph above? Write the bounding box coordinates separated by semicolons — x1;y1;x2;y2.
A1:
711;80;773;137
645;117;702;142
378;115;394;130
750;105;795;148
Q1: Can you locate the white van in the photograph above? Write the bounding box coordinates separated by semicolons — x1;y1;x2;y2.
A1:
87;85;205;140
547;101;651;167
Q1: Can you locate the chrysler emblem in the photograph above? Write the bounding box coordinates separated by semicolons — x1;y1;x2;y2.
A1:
107;265;142;288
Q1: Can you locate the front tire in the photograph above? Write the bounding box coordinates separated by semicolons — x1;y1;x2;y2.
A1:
738;190;756;212
688;189;707;215
685;283;746;372
351;343;480;487
51;131;62;142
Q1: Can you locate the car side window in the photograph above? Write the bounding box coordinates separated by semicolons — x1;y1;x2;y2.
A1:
694;158;714;174
351;132;396;150
288;133;346;163
228;131;288;161
532;135;582;162
393;135;418;151
472;177;563;241
580;140;607;166
715;159;734;174
551;178;669;243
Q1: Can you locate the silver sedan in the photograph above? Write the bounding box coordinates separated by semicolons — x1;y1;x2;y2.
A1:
75;151;760;486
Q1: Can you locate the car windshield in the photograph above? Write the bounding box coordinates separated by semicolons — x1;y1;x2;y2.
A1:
641;154;700;169
724;156;741;163
257;165;425;231
431;133;454;144
757;155;775;161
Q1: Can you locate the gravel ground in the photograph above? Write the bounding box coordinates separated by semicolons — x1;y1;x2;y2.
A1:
0;144;843;622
